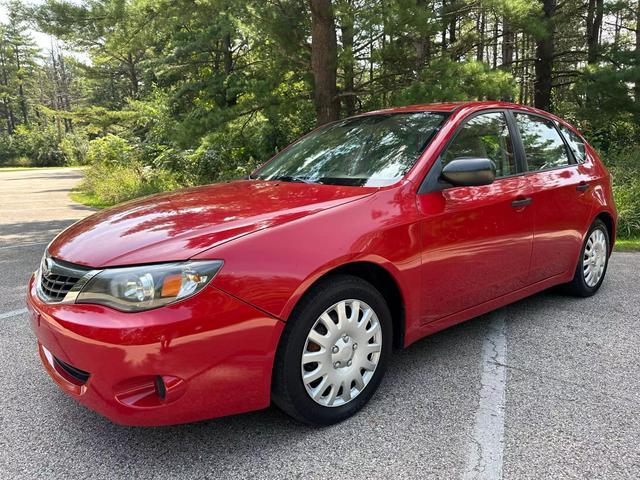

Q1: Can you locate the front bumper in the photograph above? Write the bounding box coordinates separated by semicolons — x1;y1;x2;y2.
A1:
26;274;284;426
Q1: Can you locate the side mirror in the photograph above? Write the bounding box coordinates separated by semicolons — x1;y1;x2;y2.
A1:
440;157;496;187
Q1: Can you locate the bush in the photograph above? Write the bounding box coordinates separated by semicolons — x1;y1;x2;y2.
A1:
1;127;89;167
59;132;89;165
12;126;67;166
81;135;180;205
81;162;181;206
0;134;18;165
605;148;640;238
85;134;134;166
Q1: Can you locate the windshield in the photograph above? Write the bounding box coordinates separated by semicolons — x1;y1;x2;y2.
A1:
253;112;446;187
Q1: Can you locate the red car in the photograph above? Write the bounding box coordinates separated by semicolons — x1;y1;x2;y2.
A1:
27;101;616;426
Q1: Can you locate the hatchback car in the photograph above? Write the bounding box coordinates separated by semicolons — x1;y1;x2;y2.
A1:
27;101;616;426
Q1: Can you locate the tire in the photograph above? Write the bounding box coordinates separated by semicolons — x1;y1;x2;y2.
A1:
271;275;393;425
561;219;610;297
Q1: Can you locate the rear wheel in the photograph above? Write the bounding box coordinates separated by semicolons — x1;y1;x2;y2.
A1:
271;275;392;425
562;219;610;297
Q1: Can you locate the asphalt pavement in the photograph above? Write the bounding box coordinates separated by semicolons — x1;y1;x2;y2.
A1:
1;168;638;479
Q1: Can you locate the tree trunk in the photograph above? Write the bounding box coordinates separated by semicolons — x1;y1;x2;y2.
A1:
340;5;356;116
441;0;448;52
449;14;457;45
223;32;238;106
56;50;73;132
492;19;498;69
534;0;556;111
50;50;63;140
223;33;233;75
476;9;485;62
586;0;603;64
126;51;139;98
635;0;640;101
309;0;340;125
502;19;514;69
413;0;429;78
517;33;525;104
0;44;15;133
14;48;28;125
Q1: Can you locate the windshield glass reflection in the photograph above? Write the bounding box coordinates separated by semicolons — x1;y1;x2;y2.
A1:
254;112;446;187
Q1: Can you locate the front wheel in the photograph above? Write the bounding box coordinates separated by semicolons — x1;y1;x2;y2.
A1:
271;275;392;425
562;219;610;297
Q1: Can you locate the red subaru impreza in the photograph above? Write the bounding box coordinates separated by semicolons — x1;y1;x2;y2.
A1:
27;101;616;426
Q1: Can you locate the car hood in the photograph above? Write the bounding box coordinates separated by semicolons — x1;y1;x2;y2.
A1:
48;180;373;267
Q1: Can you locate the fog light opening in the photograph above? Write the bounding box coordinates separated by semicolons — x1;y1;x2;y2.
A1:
154;375;166;401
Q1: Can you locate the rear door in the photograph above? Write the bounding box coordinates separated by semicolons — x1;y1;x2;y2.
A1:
511;111;593;283
416;110;534;324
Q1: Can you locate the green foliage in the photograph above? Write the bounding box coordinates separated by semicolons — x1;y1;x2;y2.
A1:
0;134;19;165
393;60;516;105
85;134;133;166
615;237;640;251
81;162;179;206
615;180;640;239
604;148;640;239
80;135;180;205
0;128;88;167
59;132;89;165
11;126;67;166
0;0;635;234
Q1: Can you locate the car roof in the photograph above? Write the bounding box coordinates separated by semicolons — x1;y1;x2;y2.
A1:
364;101;530;115
360;100;580;133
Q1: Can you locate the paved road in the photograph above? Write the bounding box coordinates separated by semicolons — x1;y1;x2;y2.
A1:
1;168;638;479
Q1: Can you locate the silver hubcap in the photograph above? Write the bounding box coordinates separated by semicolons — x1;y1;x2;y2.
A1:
583;229;607;287
301;299;382;407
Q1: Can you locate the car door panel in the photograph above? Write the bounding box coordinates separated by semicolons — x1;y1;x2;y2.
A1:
416;176;533;324
511;112;594;283
527;165;594;282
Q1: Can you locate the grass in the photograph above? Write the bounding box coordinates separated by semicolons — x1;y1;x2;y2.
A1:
69;189;110;209
615;237;640;251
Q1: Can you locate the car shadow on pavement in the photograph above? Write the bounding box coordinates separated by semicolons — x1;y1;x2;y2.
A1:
3;174;85;181
25;282;628;476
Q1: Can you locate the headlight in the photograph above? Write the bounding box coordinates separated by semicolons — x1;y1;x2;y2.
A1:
76;261;223;312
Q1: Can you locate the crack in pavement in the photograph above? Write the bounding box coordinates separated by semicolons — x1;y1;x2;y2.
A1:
494;361;639;404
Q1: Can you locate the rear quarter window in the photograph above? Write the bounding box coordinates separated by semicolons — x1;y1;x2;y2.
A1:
558;124;587;163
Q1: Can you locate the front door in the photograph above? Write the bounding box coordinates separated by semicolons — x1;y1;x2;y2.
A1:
416;111;534;324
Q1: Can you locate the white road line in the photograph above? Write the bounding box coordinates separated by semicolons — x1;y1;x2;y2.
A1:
0;308;28;319
463;316;508;480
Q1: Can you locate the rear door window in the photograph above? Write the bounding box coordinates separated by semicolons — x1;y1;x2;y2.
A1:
514;113;571;171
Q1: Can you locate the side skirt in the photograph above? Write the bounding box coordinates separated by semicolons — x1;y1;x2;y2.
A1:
404;271;572;347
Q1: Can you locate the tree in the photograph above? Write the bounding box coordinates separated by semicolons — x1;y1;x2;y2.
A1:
309;0;340;124
534;0;556;111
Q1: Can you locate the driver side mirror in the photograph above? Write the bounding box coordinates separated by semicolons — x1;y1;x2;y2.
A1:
440;158;496;187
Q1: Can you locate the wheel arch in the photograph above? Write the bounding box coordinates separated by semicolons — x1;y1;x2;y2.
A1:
284;261;406;350
594;210;616;254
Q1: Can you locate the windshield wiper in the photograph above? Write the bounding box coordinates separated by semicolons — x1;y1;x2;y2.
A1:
273;175;320;184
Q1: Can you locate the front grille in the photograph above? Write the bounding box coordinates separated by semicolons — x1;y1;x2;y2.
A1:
40;272;82;301
37;256;89;303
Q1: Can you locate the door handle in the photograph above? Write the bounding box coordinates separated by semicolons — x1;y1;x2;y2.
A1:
511;197;532;208
576;181;590;192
